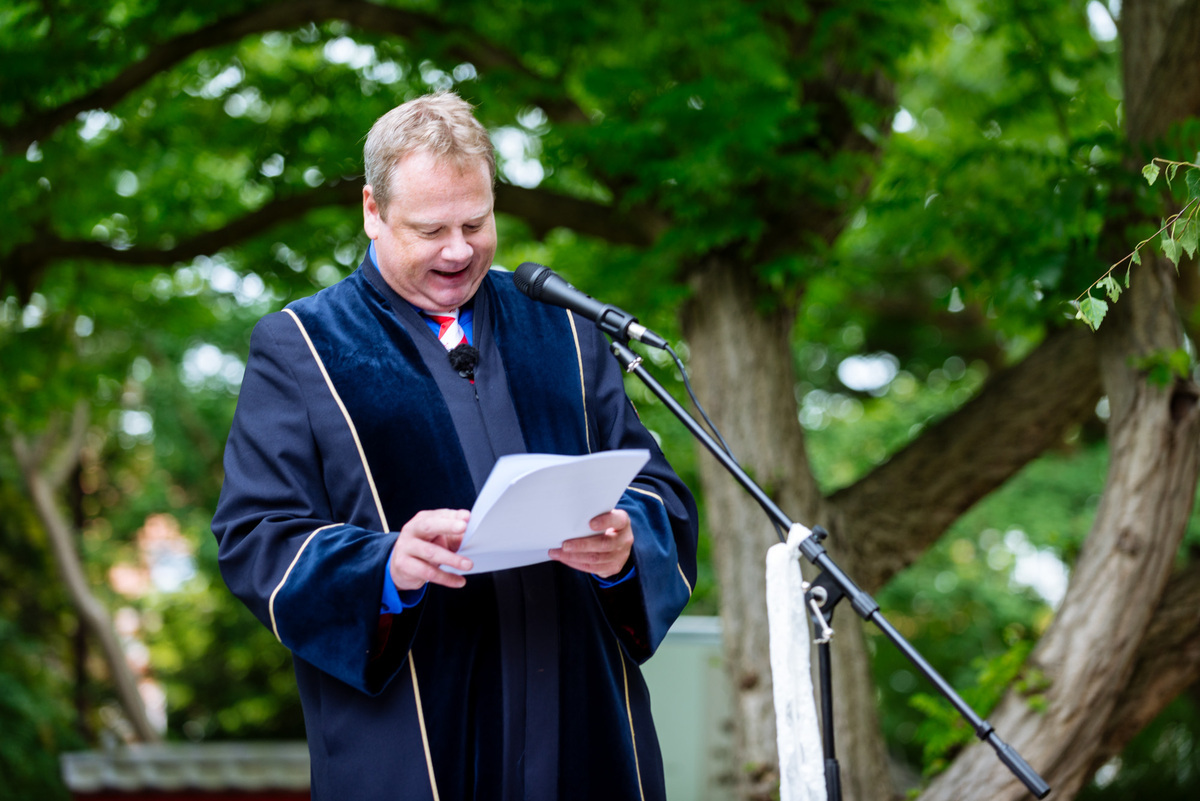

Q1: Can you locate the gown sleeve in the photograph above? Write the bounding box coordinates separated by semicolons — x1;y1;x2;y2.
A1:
211;312;408;694
581;321;700;663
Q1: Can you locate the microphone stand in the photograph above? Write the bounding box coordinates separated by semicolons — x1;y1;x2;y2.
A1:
608;340;1051;800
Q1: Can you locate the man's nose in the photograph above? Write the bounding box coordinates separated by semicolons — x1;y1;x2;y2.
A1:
441;229;473;262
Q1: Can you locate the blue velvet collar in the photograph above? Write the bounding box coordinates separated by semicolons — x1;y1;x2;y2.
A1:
285;260;593;528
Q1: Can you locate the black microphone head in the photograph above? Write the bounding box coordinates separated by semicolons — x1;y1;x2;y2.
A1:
448;343;479;378
514;262;552;300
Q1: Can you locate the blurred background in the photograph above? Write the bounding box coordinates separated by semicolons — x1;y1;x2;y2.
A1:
3;1;1199;799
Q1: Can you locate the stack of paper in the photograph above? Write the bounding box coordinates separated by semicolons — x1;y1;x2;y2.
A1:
448;449;650;574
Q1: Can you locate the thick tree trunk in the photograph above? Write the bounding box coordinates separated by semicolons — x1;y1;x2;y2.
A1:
1123;0;1200;144
919;256;1200;801
1094;562;1200;766
682;257;893;801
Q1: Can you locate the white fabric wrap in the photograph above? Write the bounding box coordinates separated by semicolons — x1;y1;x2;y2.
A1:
766;523;828;801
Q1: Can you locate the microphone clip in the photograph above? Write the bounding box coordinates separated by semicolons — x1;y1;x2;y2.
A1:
590;304;667;349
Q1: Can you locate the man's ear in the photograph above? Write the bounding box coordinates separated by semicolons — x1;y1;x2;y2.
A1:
363;185;383;239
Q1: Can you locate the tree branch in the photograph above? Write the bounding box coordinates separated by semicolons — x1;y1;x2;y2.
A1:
494;183;661;246
9;412;161;743
45;401;90;491
0;181;355;297
1;181;655;294
830;325;1102;593
1;0;586;154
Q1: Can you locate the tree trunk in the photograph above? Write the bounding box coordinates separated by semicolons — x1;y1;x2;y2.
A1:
682;257;894;801
919;254;1200;800
1094;561;1200;767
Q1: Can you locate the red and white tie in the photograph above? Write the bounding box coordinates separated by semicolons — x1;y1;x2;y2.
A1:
427;311;467;351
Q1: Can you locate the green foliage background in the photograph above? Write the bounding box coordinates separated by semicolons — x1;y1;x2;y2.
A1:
3;1;1200;799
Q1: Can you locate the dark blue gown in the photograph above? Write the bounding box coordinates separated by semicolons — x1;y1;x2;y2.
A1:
212;260;699;800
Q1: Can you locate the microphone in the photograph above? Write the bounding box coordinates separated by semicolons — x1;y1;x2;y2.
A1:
448;343;479;380
513;262;668;349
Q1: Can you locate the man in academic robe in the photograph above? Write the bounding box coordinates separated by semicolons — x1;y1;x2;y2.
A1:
211;92;699;800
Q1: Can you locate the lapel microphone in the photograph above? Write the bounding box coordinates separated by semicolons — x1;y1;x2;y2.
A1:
448;343;479;380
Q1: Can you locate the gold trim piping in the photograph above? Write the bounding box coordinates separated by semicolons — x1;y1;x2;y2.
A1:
617;635;646;801
676;564;693;596
626;486;663;505
268;523;339;642
409;653;441;801
282;308;390;531
566;311;592;453
626;487;692;596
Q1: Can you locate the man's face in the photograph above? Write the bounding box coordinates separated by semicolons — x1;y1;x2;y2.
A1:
363;149;496;312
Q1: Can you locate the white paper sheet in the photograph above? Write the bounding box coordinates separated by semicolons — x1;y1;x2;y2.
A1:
446;449;651;575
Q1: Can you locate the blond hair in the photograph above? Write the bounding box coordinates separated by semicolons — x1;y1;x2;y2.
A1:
364;92;496;219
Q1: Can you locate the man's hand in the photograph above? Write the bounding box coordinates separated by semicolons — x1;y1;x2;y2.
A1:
389;509;473;591
549;508;633;579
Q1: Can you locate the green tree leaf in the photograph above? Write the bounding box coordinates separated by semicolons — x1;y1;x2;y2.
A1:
1163;235;1183;268
1187;168;1200;202
1143;163;1161;185
1134;348;1192;387
1076;296;1109;331
1179;217;1199;260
